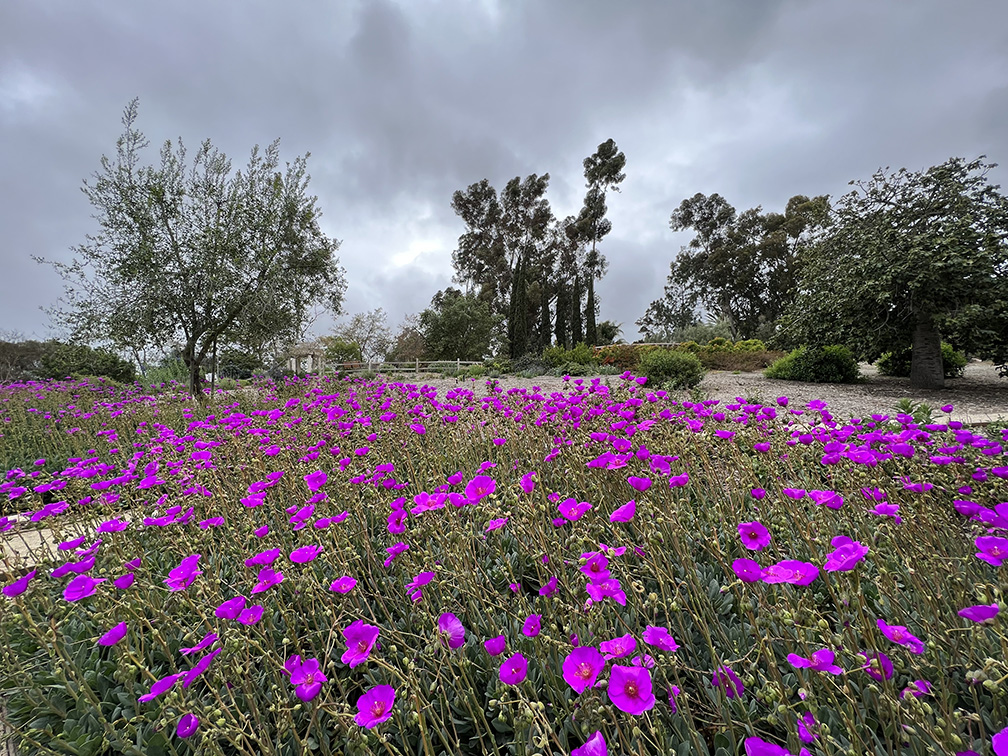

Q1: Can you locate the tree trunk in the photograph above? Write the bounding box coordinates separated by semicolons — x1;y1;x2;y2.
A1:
909;311;944;390
585;275;597;346
182;341;206;401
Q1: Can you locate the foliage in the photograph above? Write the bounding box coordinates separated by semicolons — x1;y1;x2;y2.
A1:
329;309;392;364
386;316;427;363
419;288;496;362
642;194;829;341
318;337;363;366
217;348;263;381
541;342;596;368
638;348;705;389
778;156;1008;388
0;340;135;384
1;375;1008;755
877;343;968;380
765;345;862;384
37;99;346;399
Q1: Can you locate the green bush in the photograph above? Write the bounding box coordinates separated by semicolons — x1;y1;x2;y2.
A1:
638;348;705;389
876;343;967;379
542;342;595;367
765;345;861;384
37;341;136;383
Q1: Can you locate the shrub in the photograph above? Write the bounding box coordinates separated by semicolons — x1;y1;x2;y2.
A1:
542;342;595;368
698;350;783;372
638;348;705;389
669;319;733;344
876;343;967;379
765;345;861;384
594;344;640;370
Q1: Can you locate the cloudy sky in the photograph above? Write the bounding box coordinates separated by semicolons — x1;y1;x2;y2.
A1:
2;0;1006;348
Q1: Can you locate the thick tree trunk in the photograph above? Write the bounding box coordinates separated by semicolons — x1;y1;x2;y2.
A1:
910;311;944;390
182;341;206;401
585;275;597;346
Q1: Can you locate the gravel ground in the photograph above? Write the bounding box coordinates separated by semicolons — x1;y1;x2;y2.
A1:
385;361;1008;425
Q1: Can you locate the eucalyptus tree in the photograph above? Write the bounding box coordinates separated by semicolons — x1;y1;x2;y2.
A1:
39;99;346;398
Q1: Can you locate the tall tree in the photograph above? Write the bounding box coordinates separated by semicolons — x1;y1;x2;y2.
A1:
575;139;626;344
38;100;346;398
419;288;496;361
571;273;584;345
330;308;393;363
780;157;1008;387
450;180;507;315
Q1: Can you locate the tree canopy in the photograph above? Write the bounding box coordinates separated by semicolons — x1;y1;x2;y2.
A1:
38;100;346;398
779;156;1008;387
419;288;496;361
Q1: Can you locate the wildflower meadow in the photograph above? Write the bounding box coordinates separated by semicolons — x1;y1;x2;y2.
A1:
1;372;1007;756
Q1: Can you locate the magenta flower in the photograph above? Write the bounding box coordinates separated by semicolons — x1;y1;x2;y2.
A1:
975;536;1008;566
182;647;221;689
668;472;689;487
870;502;902;523
303;470;327;493
627;475;652;492
384;542;409;567
176;713;199;738
520;471;537;494
858;650;894;681
406;571;435;602
216;595;247;620
562;646;605;694
642;625;679;652
993;726;1008;756
329;576;357;593
738;521;771;551
342;620;380;667
484;635;506;656
762;560;819;586
610;499;636;523
809;489;843;510
522;614;541;638
485;517;508;533
164;554;202;591
245;548;281;567
599;633;636;660
959;603;999;622
499;652;528;685
538;576;558;597
139;672;181;702
782;488;806;500
251;566;284;594
580;553;610;581
571;730;608;756
3;569;36;598
743;736;791;756
607;664;655;715
97;621;127;647
289;545;323;563
64;573;105;602
823;536;869;572
585;578;627;606
712;665;744;698
354;685;396;728
732;558;763;583
559;497;592;521
901;680;933;699
238;605;264;625
465;475;496;502
180;632;218;655
797;711;819;743
287;655;327;702
877;618;925;654
438;613;466;649
787;648;843;674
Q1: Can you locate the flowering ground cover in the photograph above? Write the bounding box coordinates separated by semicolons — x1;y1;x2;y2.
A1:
1;373;1007;756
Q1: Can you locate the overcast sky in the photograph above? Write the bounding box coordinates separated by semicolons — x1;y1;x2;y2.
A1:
2;0;1006;348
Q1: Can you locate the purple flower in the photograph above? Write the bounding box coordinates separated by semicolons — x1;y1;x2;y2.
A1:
354;685;395;728
562;646;605;694
858;650;894;681
610;499;636;523
958;603;999;622
585;578;627;606
797;711;818;743
499;652;528;685
245;548;281;567
139;672;181;702
732;558;763;583
182;647;221;689
762;560;819;586
484;635;506;656
782;488;806;500
712;665;744;698
164;554;203;592
251;566;284;594
642;625;679;652
176;713;199;738
238;605;264;625
809;489;844;510
97;622;127;646
559;497;592;521
975;536;1008;566
571;730;608;756
216;595;247;620
438;612;466;649
289;545;323;563
787;648;843;674
993;726;1008;756
538;575;558;597
3;569;36;598
342;620;380;667
823;536;869;572
180;632;218;655
520;471;537;494
627;476;652;492
738;521;771;551
287;655;327;702
870;502;902;523
329;576;357;594
522;614;542;638
64;574;105;602
406;571;435;602
744;736;791;756
384;541;409;567
464;475;496;502
303;470;327;493
485;517;508;532
607;665;655;715
877;618;925;654
901;680;933;699
599;633;636;660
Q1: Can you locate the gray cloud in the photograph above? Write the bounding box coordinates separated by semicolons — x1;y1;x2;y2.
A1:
1;0;1005;346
